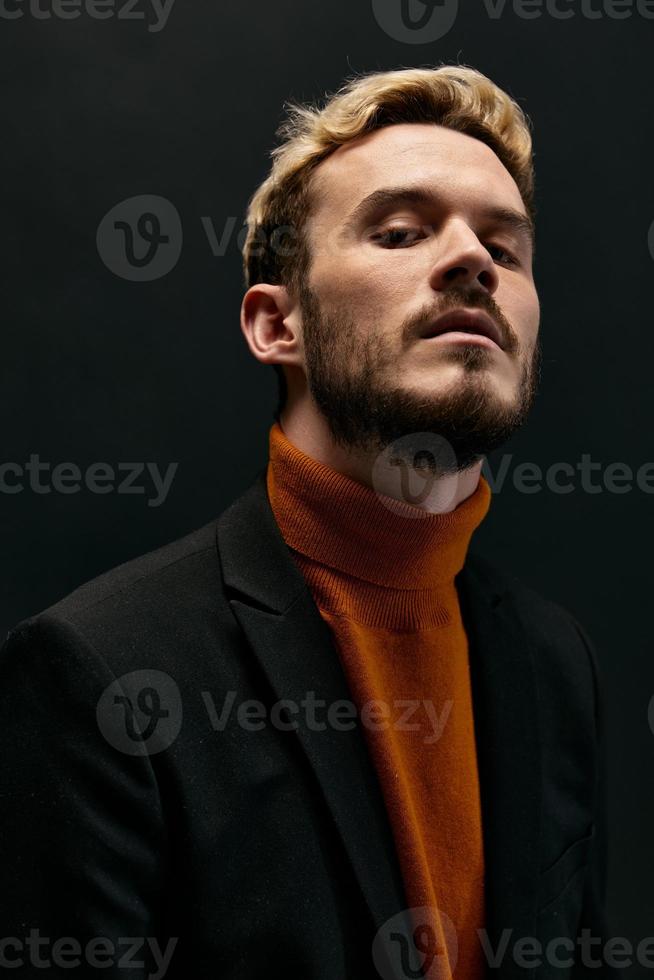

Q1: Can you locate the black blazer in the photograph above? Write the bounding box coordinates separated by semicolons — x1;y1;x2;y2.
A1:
0;470;620;979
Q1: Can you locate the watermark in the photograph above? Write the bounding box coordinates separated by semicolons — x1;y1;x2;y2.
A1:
97;195;183;280
0;0;175;30
97;197;308;282
97;671;454;755
202;691;453;744
371;0;460;43
97;669;183;755
479;928;653;971
372;431;461;515
373;906;458;980
646;694;654;737
0;931;177;978
370;437;654;517
482;453;654;495
373;909;654;976
477;928;654;970
0;457;178;507
371;0;654;44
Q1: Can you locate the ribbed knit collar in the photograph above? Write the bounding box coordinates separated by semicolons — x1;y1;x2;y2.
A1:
266;421;491;593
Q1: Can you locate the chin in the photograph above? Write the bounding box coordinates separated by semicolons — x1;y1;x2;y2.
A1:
409;371;513;402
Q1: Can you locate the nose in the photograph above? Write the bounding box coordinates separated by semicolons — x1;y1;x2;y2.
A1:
428;217;499;295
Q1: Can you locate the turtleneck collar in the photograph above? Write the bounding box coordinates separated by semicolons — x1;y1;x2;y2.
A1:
266;421;491;593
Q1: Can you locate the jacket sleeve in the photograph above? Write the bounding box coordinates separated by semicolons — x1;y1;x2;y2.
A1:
569;615;624;979
0;614;172;978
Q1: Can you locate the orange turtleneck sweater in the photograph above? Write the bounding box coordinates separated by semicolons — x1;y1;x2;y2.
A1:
266;421;492;979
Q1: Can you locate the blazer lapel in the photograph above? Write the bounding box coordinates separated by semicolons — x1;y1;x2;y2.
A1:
216;470;409;940
217;470;543;979
457;559;543;979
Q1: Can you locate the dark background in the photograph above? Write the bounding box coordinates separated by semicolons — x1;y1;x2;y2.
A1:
2;0;652;967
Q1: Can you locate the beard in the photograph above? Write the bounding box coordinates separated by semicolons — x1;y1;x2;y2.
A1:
298;280;542;476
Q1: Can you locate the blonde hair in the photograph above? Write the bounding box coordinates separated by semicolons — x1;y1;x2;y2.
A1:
242;64;535;294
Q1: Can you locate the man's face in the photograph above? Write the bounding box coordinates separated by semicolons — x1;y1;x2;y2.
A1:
294;122;541;473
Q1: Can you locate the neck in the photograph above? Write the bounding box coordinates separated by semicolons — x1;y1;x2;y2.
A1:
279;402;483;516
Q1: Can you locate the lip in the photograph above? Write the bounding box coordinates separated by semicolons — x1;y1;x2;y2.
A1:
420;308;505;350
422;331;501;351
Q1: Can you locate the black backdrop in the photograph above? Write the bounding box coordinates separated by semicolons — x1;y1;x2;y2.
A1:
2;0;653;968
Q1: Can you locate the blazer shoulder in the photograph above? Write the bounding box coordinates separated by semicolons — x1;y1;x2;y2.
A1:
465;551;599;727
465;551;593;655
4;516;227;652
3;477;266;677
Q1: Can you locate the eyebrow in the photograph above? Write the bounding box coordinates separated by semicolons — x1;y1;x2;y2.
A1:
342;184;535;250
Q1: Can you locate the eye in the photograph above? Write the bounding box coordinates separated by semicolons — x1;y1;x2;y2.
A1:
486;242;519;266
371;226;425;248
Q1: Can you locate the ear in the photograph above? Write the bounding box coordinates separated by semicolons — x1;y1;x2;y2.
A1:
240;283;303;368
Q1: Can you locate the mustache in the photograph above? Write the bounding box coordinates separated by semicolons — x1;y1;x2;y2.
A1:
404;287;518;353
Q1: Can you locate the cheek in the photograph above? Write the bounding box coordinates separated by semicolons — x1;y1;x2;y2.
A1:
311;260;408;321
501;280;540;339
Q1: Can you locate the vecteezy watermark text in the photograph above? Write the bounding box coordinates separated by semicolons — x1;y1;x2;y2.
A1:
0;0;175;31
0;931;177;979
483;453;654;494
371;0;654;45
96;670;455;755
0;457;178;507
374;906;654;978
202;690;453;744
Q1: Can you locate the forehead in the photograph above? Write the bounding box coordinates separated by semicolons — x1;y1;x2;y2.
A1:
308;122;526;229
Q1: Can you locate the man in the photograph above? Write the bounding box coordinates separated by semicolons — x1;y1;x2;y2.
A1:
0;65;619;979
